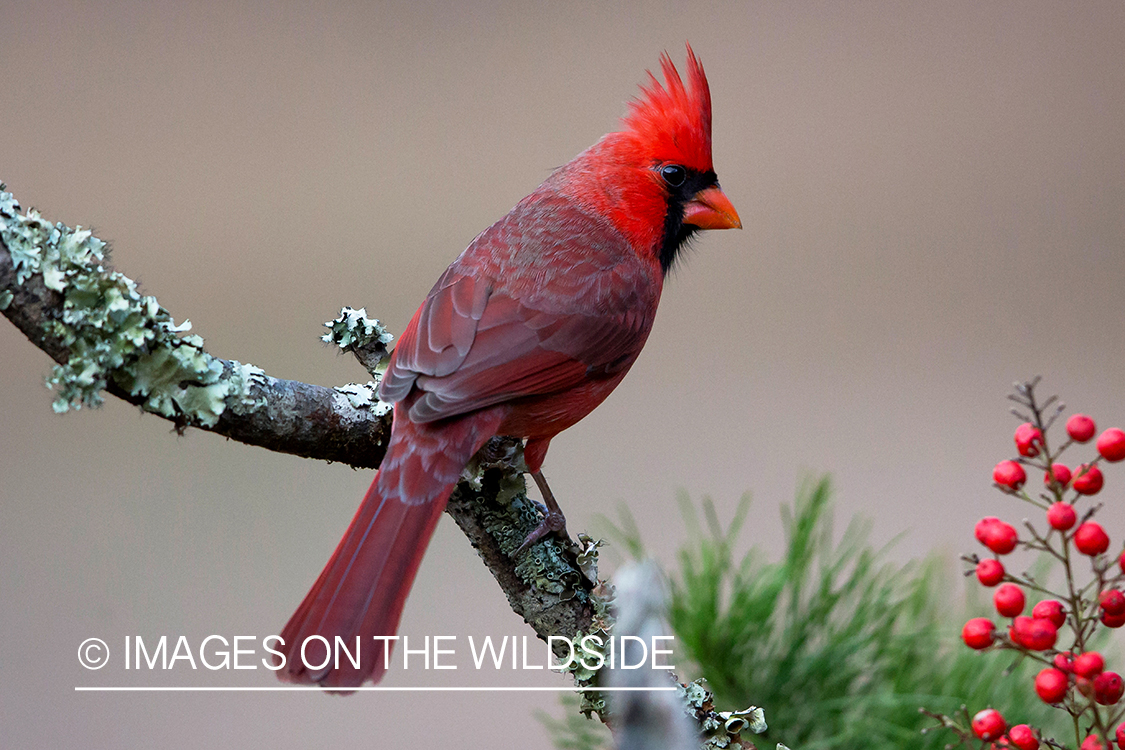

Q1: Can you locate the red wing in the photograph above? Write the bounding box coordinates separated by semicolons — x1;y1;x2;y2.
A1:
378;196;657;423
382;277;653;423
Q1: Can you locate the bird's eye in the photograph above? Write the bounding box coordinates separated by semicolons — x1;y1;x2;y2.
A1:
660;164;687;187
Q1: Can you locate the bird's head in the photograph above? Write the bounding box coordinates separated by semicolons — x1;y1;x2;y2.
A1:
553;45;741;274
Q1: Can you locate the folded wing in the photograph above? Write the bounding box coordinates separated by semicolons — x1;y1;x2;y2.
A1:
379;195;658;423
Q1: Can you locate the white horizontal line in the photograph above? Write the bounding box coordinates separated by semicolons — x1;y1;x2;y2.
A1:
75;686;676;692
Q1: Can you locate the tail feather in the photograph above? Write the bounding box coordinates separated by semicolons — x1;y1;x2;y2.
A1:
277;406;503;687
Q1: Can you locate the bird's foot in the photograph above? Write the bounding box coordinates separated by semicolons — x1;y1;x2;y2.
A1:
515;508;567;556
515;470;569;556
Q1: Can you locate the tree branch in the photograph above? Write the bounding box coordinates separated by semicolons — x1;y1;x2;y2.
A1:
0;183;760;748
0;190;393;468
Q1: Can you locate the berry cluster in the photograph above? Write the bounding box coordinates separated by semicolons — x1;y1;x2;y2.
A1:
943;380;1125;749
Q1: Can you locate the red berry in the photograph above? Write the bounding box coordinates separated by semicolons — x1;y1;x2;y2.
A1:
1027;619;1058;651
1015;423;1044;457
1054;652;1075;672
1120;550;1125;575
1101;609;1125;628
1047;502;1077;531
1116;724;1125;749
994;583;1026;617
1045;464;1072;488
1035;667;1069;703
1075;522;1110;556
977;559;1005;586
994;460;1027;490
1032;599;1066;627
975;519;1019;555
1095;671;1124;705
1098;428;1125;462
1081;735;1105;750
989;525;1019;555
1009;615;1032;646
976;517;1002;543
972;708;1006;741
1008;724;1038;750
1075;651;1106;678
1010;616;1058;651
1101;590;1125;615
962;617;996;649
1068;414;1097;443
1073;464;1105;495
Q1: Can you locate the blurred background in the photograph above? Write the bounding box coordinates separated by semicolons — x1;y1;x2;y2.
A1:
2;1;1124;747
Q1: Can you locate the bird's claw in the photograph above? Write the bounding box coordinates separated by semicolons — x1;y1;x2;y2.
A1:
515;505;567;557
514;469;570;557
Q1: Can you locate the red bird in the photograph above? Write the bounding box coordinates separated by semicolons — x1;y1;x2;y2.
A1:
278;46;740;687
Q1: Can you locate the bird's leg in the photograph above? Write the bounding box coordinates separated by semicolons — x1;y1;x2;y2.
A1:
515;471;568;555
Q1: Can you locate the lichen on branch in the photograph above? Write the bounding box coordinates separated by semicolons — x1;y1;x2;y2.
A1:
0;185;391;466
323;305;394;378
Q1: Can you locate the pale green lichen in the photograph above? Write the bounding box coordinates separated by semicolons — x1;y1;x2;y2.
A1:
579;686;607;721
514;529;584;598
681;677;769;749
462;469;586;599
574;533;602;584
494;468;527;506
334;381;393;414
495;483;589;598
323;306;392;359
0;189;265;425
460;444;526;491
0;289;12;310
681;678;711;711
718;706;767;736
567;628;612;683
552;586;615;718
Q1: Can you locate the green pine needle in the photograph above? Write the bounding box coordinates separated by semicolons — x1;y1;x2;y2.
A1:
546;476;1072;749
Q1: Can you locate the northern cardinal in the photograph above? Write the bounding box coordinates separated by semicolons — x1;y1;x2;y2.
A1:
278;46;740;687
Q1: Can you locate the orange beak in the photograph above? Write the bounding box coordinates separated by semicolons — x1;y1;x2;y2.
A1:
682;186;742;230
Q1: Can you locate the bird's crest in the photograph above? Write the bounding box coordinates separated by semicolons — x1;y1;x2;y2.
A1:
621;45;713;172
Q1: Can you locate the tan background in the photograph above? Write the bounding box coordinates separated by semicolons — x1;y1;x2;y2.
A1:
3;1;1124;747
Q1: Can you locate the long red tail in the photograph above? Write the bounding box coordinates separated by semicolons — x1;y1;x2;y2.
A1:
277;407;502;687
